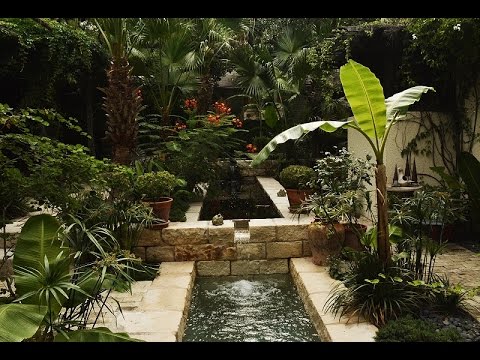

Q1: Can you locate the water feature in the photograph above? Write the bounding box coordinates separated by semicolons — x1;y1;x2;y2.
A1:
183;274;320;342
199;175;282;220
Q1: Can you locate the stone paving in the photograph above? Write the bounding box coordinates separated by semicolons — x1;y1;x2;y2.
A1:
434;243;480;320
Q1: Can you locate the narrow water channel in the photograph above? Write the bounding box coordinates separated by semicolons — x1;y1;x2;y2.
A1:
183;274;320;342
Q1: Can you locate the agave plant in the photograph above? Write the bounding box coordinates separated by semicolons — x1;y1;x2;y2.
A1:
252;59;434;266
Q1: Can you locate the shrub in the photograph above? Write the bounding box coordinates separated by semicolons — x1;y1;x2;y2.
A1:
134;171;180;200
324;251;427;327
428;274;476;314
279;165;315;189
375;316;462;342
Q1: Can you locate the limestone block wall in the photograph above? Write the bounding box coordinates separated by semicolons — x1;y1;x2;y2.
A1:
134;177;314;276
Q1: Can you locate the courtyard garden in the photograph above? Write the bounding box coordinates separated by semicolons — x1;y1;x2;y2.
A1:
1;18;480;342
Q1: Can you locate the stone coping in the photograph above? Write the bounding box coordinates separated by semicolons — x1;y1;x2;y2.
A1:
92;261;196;342
97;258;377;342
290;257;378;342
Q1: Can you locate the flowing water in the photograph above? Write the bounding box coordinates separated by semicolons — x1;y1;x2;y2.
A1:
183;274;320;342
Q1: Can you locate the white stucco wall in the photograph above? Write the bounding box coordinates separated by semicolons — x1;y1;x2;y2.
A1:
348;111;455;215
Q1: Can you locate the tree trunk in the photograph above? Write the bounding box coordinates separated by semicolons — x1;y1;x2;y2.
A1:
100;57;143;165
112;145;132;165
376;163;390;266
197;74;215;115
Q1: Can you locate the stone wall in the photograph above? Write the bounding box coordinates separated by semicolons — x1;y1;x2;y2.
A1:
134;176;315;276
134;219;312;276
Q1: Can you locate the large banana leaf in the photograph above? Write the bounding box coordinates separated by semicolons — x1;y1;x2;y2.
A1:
14;214;68;302
458;151;480;218
250;120;350;166
385;86;435;122
0;304;47;342
340;59;386;141
54;327;143;342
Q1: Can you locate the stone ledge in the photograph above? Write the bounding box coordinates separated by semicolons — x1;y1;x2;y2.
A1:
290;258;377;342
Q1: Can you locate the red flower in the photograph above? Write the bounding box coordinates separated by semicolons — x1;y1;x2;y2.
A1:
232;118;243;128
246;143;257;153
184;98;198;111
207;114;221;125
214;101;231;115
175;122;187;131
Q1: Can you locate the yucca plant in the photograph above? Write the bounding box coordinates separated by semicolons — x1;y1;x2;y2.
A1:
95;18;144;165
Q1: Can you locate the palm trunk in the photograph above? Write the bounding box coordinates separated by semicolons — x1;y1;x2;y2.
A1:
197;74;215;115
100;57;143;165
376;163;390;266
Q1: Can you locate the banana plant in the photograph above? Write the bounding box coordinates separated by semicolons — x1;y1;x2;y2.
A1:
252;59;434;266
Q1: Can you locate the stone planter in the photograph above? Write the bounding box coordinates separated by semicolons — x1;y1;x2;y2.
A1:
307;222;345;265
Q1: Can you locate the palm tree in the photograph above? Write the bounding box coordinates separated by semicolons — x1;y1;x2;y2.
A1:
95;18;144;165
229;26;310;133
135;18;200;125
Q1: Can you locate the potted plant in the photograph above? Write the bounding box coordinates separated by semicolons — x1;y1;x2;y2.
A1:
299;148;373;264
278;165;315;212
134;171;182;226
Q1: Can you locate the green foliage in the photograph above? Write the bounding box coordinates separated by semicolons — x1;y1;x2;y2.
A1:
13;215;67;301
134;171;181;200
0;104;106;215
401;18;480;176
428;274;476;314
340;59;386;141
169;189;193;222
2;214;143;341
375;316;462;342
139;111;245;194
0;18;106;108
325;254;425;327
0;304;48;342
300;147;373;222
54;327;142;342
278;165;315;189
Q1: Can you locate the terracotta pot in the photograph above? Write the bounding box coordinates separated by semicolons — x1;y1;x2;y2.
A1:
150;220;170;230
285;188;314;212
143;197;173;223
307;222;345;265
344;223;367;251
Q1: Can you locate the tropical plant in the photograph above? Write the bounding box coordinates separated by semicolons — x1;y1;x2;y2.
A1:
0;304;47;342
135;18;199;125
229;26;310;133
95;18;144;165
278;165;315;189
1;214;142;342
375;315;462;342
252;59;434;266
